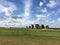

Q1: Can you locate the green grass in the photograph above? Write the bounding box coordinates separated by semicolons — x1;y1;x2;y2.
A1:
0;28;60;38
0;28;60;45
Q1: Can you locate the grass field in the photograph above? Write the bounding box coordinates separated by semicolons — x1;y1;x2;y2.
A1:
0;28;60;45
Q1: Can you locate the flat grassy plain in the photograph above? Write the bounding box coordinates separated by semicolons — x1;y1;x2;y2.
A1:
0;28;60;45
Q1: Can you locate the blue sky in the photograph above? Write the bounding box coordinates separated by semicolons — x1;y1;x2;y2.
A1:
0;0;60;28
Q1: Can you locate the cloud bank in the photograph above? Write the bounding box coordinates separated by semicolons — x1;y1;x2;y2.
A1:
24;0;33;17
0;0;60;28
0;0;33;28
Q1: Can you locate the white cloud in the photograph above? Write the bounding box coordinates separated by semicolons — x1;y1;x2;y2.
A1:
4;8;21;19
4;8;13;17
36;15;46;19
36;14;47;24
47;0;57;8
0;0;60;28
39;2;44;6
46;13;51;17
0;14;4;20
0;4;5;13
46;19;60;28
0;18;32;28
0;0;17;17
35;14;59;28
24;0;33;17
57;9;60;14
35;9;60;28
57;18;60;21
0;0;26;28
0;0;33;28
41;8;47;13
